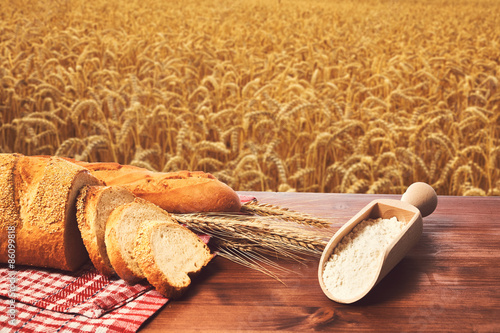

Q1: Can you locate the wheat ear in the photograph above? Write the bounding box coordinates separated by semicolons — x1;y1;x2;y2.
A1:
240;200;331;228
172;213;330;257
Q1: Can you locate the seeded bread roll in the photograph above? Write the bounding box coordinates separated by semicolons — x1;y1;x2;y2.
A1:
105;198;177;284
0;154;102;271
76;185;136;276
134;220;212;299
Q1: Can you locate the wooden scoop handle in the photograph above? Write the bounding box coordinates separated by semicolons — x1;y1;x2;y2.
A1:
401;182;438;217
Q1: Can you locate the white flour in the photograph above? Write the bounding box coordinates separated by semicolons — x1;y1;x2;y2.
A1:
322;216;405;300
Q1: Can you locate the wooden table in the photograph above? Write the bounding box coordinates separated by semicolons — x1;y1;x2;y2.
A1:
139;192;500;332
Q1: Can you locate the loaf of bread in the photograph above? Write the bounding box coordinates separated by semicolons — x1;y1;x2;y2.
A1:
105;197;177;284
1;153;220;295
0;154;102;271
134;220;212;299
62;159;242;214
76;185;136;276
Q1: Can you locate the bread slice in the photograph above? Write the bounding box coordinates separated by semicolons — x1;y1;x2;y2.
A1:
2;155;103;271
76;185;135;276
134;220;212;299
105;198;176;283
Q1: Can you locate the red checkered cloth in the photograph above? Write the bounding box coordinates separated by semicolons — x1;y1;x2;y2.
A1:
0;262;166;333
0;234;211;333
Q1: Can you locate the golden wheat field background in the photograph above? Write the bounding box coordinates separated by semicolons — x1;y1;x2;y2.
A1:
1;0;499;195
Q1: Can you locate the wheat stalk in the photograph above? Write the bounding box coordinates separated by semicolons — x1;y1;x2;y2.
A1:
173;213;330;257
172;200;333;280
240;200;331;228
2;0;499;197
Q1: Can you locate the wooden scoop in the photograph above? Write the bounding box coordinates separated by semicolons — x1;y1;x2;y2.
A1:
318;182;438;304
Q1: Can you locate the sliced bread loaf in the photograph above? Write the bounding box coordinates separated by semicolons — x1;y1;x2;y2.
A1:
105;197;176;284
134;220;212;299
0;154;103;271
76;185;136;276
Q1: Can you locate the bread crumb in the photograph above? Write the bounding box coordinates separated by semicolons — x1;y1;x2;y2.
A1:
322;216;405;300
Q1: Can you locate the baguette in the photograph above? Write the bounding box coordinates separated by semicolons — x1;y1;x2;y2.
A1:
105;197;177;284
0;154;102;271
134;220;212;299
58;158;242;213
76;185;135;276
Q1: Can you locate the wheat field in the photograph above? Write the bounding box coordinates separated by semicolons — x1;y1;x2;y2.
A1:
1;0;499;196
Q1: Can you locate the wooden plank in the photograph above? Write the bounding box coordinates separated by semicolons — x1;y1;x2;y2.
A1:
139;192;500;332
